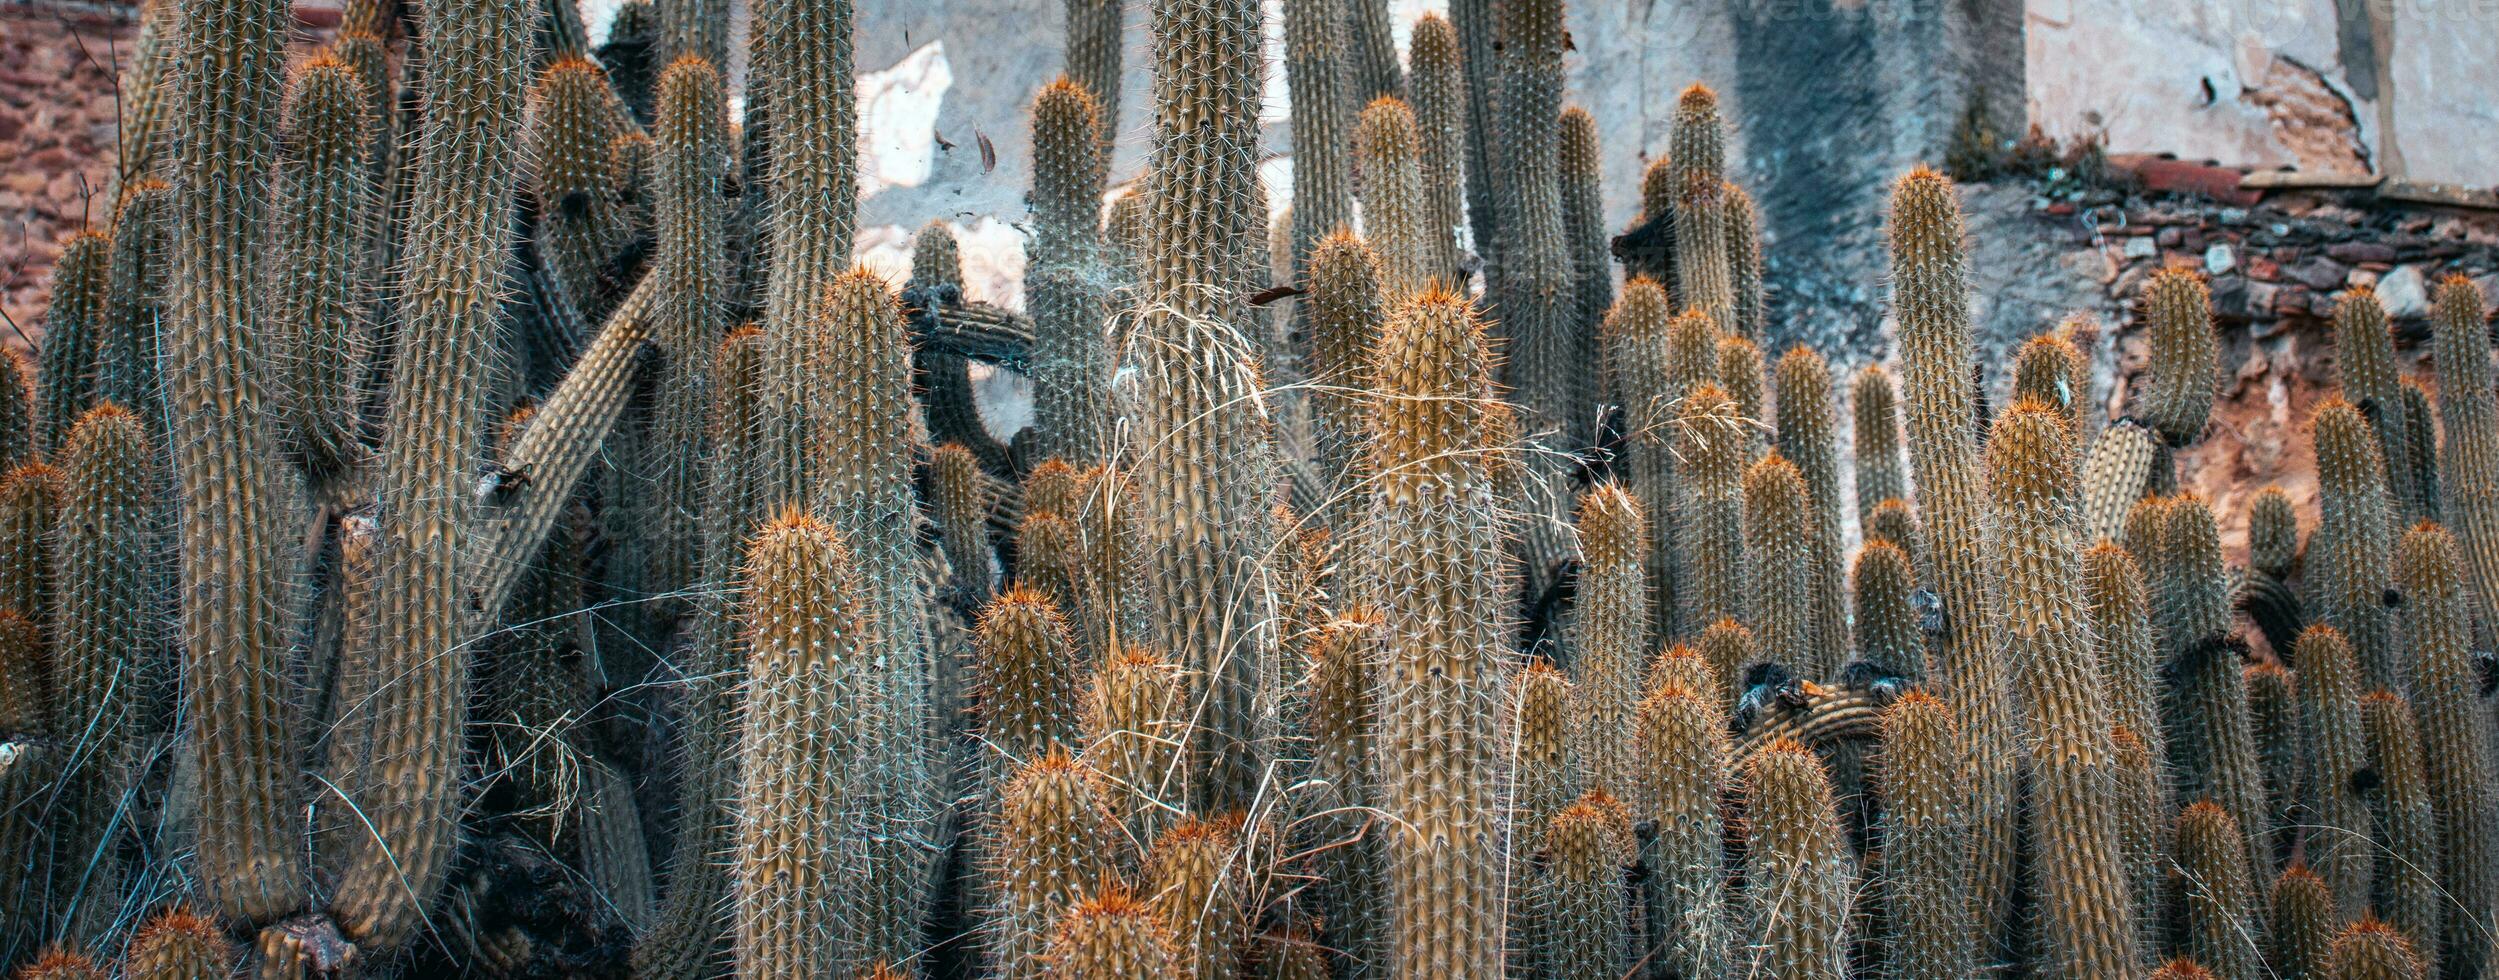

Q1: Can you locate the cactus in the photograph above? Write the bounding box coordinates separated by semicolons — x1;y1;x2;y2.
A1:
1365;288;1508;977
646;56;731;617
1669;86;1732;325
527;59;631;318
2428;277;2499;641
1044;884;1182;979
1715;335;1767;440
1876;691;1975;980
733;510;886;977
2332;288;2418;516
2248;662;2299;863
2268;864;2334;980
1487;0;1576;440
2122;493;2172;566
932;445;998;604
163;0;306;924
1742;739;1851;979
96;182;168;419
107;0;177;202
1026;80;1114;465
2312;398;2400;691
1280;0;1353;278
1562;105;1611;396
975;589;1083;782
1888;168;2018;941
1984;401;2139;975
1724;184;1765;340
1537;793;1629;979
1405;14;1466;281
1297;614;1386;976
272;54;378;478
1678;383;1748;637
2388;523;2497;974
1634;681;1730;978
12;949;104;980
1306;232;1386;531
38;232;109;455
658;0;728;68
2082;542;2164;771
2325;919;2427;980
1145;817;1245;980
1511;659;1580;919
1571;485;1648;799
2248;487;2300;580
1852;365;1906;529
2108;726;2166;950
1851;538;1922;678
1355;98;1433;299
123;906;236;980
1448;0;1499;264
1694;617;1756;705
2357;690;2441;971
1083;647;1187;848
2012;329;2088;428
1600;280;1681;637
2139;267;2219;446
1061;0;1123;145
2290;626;2371;919
2154;960;2219;980
1865;497;1918;558
2080;419;2164;543
1775;346;1849;671
2175;801;2261;980
2397;380;2439;522
0;465;56;632
755;0;861;502
1742;453;1821;675
0;611;42;955
990;750;1121;978
2162;496;2272;878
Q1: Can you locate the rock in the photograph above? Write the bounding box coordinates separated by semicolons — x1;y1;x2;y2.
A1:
2377;265;2429;318
2287;257;2348;291
2123;236;2159;259
2246;254;2282;281
2204;243;2237;275
2328;241;2397;264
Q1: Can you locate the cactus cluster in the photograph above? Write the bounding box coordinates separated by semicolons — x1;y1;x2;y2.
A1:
6;0;2498;976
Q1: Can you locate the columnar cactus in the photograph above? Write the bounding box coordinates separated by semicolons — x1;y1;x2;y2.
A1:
2267;864;2334;980
2109;726;2167;950
273;54;377;478
2428;277;2499;640
2312;398;2399;691
2081;419;2165;543
975;589;1083;783
733;511;883;977
2162;496;2271;878
1083;648;1187;848
1876;691;1975;980
1695;617;1756;704
1669;86;1732;325
2291;625;2371;919
1634;681;1730;979
1281;0;1353;276
2247;662;2299;862
1297;614;1386;976
1448;0;1499;261
990;750;1120;979
2357;691;2441;972
1536;793;1630;979
2388;523;2497;974
1715;335;1767;440
1510;660;1580;951
754;0;860;501
1044;885;1182;979
1742;453;1821;675
1678;383;1748;636
2398;381;2440;522
1865;497;1919;561
1307;232;1385;530
97;182;168;418
1571;485;1647;800
1488;0;1576;440
1561;107;1611;406
646;56;731;615
1851;365;1906;528
1724;185;1765;340
2175;801;2260;980
2325;919;2427;980
527;58;631;319
2332;288;2418;516
1984;401;2140;974
1888;167;2017;940
2082;542;2164;772
0;464;56;630
2248;487;2300;580
1742;740;1851;979
166;0;308;925
1600;280;1680;636
1355;98;1433;298
1366;289;1510;978
1851;538;1923;677
1405;14;1466;281
1145;817;1245;980
2140;268;2219;446
37;232;108;454
123;906;235;980
1026;79;1114;465
933;444;997;603
1775;346;1849;670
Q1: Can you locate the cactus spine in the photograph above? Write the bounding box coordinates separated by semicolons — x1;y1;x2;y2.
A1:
1045;885;1182;979
2269;864;2335;980
1852;365;1906;528
1888;168;2018;940
2312;398;2400;691
1634;681;1729;978
166;0;306;925
1406;14;1466;280
2357;690;2441;970
122;906;235;980
2140;268;2219;446
1876;691;1975;980
273;54;377;477
1367;289;1509;978
1742;740;1851;979
1983;402;2139;975
2428;277;2499;641
1571;485;1647;799
2175;801;2261;980
37;232;108;454
1776;346;1849;671
1026;80;1113;464
2388;523;2497;974
991;751;1120;978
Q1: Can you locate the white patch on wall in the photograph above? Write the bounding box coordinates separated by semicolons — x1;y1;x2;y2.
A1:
859;42;954;198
